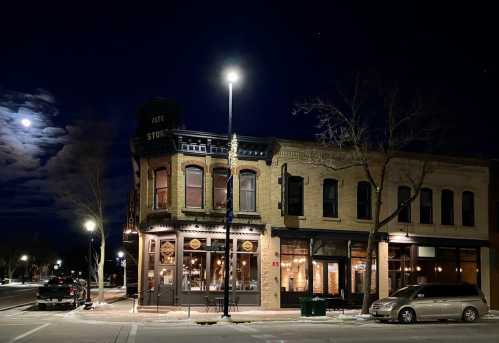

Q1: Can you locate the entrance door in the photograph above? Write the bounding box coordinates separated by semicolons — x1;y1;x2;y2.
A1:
142;237;176;306
313;260;345;298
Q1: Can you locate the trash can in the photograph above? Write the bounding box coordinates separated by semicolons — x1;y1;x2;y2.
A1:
299;297;326;316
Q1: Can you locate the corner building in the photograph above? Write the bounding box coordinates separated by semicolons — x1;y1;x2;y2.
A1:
131;103;490;309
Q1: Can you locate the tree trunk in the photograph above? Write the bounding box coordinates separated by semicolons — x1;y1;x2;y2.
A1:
8;262;15;280
98;233;106;303
361;232;375;314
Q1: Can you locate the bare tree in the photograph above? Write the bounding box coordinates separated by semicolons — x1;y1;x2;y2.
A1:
294;75;438;314
48;120;111;303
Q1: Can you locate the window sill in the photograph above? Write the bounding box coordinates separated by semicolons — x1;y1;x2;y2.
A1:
208;209;226;216
355;218;373;224
236;211;261;218
322;217;341;222
182;208;208;215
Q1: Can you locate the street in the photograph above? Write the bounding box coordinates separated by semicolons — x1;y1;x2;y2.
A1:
0;285;37;311
1;302;499;343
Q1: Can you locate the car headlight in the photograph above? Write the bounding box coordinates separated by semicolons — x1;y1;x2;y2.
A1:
382;302;396;311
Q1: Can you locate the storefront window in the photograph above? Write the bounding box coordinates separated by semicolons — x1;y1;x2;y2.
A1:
209;239;234;291
236;254;258;290
312;239;347;256
182;237;207;291
388;245;411;293
460;248;478;284
350;242;376;294
436;247;458;283
313;261;323;293
281;239;309;292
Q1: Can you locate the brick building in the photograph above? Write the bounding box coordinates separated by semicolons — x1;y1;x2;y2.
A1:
127;100;491;309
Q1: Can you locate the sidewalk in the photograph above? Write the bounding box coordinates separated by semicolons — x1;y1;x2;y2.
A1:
76;298;366;325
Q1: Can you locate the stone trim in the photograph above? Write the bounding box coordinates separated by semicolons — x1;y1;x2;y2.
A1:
236;165;261;177
181;160;205;171
210;163;229;175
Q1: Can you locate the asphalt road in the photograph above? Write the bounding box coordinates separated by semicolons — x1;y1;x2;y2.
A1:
0;286;37;310
1;304;499;343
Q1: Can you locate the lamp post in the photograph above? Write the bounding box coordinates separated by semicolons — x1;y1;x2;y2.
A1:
84;220;96;308
222;67;240;319
19;255;28;284
117;251;126;290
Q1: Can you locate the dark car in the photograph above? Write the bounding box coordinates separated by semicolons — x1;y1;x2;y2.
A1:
37;277;86;310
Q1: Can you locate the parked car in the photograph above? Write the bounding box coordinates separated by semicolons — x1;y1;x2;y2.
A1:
37;277;86;310
370;283;489;324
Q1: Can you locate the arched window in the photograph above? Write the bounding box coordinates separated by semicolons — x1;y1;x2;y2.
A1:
154;168;168;209
240;170;256;212
420;188;433;224
397;186;411;223
462;191;475;227
185;166;204;208
213;168;228;209
357;181;372;220
323;179;338;218
441;189;454;225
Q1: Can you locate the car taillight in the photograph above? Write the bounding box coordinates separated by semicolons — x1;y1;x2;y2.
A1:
69;287;75;296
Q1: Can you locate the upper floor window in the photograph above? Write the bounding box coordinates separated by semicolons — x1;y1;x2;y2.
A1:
213;168;227;209
185;166;204;208
420;188;433;224
154;168;168;209
397;186;411;223
240;170;256;212
357;181;372;220
462;191;475;227
288;176;304;216
323;179;338;218
441;189;454;225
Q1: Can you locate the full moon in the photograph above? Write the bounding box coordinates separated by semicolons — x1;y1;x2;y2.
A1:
21;118;31;127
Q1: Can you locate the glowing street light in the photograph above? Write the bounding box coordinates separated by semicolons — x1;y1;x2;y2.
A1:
56;259;62;266
21;118;32;128
225;69;240;84
20;254;28;262
221;66;242;320
117;251;125;258
19;255;29;284
84;220;96;232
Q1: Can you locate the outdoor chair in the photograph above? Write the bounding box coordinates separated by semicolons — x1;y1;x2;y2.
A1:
205;295;216;312
230;295;240;312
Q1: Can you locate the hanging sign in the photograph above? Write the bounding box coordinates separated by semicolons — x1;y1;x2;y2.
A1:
189;239;202;250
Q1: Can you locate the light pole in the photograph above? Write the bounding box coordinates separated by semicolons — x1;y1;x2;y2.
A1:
19;255;28;284
117;251;126;290
84;219;96;308
222;67;240;319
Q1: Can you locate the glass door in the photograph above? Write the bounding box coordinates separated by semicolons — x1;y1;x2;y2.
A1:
313;259;344;298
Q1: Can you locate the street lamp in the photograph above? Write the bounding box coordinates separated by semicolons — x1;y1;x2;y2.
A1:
84;219;96;308
19;255;28;284
222;67;241;319
117;251;126;290
56;259;62;266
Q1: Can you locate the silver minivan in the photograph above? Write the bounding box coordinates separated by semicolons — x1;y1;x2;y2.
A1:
370;283;489;324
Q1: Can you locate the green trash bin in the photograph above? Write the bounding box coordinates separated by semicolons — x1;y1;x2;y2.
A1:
299;297;326;316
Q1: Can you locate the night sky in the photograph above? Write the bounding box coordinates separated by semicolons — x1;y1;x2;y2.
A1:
1;2;498;269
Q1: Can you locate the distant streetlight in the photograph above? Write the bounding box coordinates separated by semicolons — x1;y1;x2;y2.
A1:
221;66;241;320
56;259;62;266
19;254;29;285
83;219;96;308
21;118;31;128
54;264;59;270
117;251;126;290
